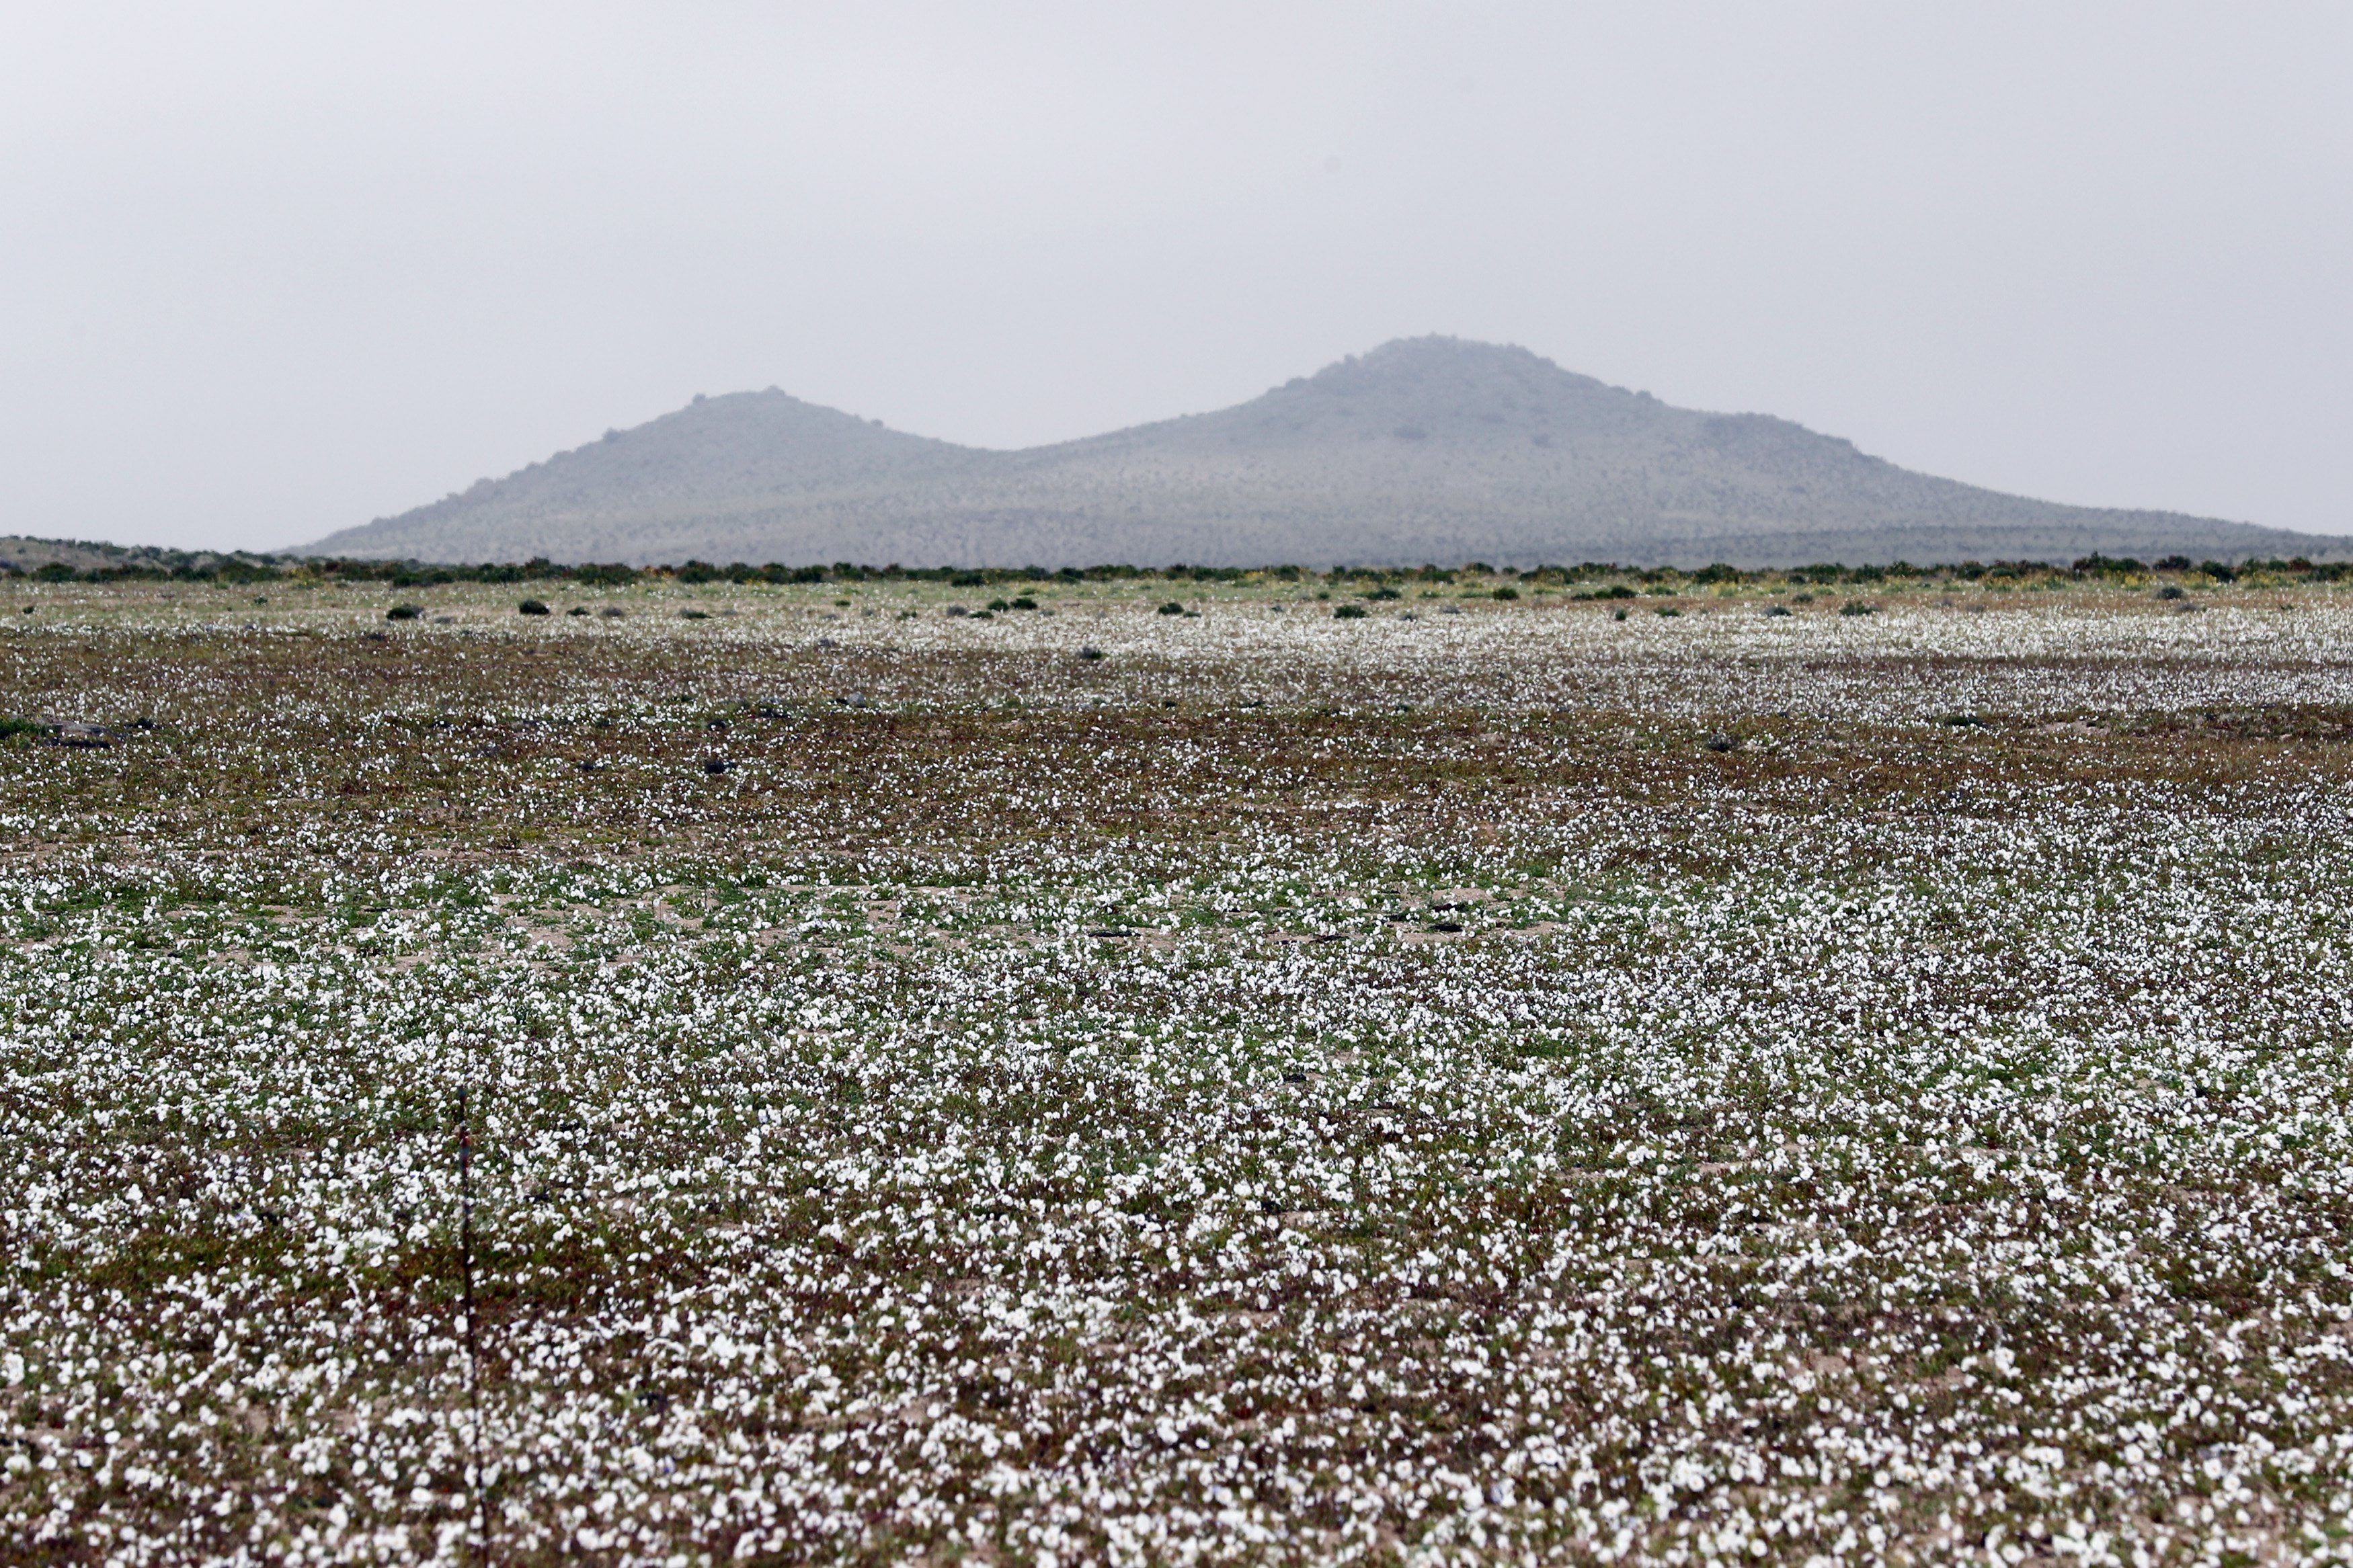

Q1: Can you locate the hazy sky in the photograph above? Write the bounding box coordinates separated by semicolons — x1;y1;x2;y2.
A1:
5;3;2350;551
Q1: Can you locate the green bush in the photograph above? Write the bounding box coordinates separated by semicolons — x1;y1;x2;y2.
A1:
518;599;551;616
1157;602;1186;616
385;604;423;621
1334;604;1369;620
1492;587;1521;601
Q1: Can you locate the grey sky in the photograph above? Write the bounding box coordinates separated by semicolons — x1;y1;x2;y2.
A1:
5;2;2349;552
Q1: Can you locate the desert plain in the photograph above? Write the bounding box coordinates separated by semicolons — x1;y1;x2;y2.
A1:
3;565;2351;1565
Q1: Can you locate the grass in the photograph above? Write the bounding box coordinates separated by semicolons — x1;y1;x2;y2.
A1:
0;574;2350;1565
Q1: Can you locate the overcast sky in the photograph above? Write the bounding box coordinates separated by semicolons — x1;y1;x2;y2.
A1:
5;2;2349;551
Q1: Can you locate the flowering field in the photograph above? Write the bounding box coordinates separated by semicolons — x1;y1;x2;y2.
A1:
4;573;2352;1566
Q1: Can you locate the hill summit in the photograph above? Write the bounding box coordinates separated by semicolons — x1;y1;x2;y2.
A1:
307;337;2341;567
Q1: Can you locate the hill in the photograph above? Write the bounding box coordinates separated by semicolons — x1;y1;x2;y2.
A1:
0;535;288;577
306;338;2346;567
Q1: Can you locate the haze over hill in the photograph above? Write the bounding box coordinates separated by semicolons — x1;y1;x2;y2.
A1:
309;339;2344;569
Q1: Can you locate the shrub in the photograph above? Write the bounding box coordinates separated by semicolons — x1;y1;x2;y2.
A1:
385;604;423;621
518;599;551;616
1840;601;1876;616
1009;596;1038;610
1654;606;1681;618
1157;602;1186;616
1492;587;1521;601
988;599;1012;612
1367;587;1401;601
1334;604;1369;620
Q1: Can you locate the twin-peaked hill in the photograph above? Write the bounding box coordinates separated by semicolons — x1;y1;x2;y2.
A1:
307;338;2342;568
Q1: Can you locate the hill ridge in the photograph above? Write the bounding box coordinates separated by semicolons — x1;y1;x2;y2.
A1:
307;336;2346;567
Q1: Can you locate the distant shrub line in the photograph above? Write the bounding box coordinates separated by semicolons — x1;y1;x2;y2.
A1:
5;551;2346;588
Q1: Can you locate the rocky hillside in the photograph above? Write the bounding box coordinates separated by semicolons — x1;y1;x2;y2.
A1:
307;338;2344;567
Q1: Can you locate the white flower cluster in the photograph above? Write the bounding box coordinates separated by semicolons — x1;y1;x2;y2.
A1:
1;583;2349;1565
